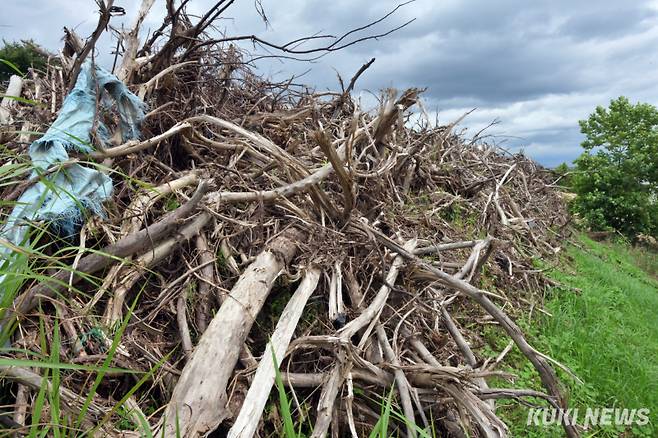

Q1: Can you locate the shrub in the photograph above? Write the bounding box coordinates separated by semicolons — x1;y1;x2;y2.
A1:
0;40;48;82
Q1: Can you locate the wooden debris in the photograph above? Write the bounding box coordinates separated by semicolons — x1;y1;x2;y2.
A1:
0;2;577;437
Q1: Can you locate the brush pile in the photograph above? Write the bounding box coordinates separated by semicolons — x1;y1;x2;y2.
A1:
0;2;577;437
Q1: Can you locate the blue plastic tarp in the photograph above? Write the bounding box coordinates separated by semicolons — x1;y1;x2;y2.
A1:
0;61;145;298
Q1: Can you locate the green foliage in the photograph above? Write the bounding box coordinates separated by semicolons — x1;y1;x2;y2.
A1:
544;236;658;436
486;234;658;437
369;388;394;438
572;96;658;237
164;195;181;211
0;40;48;82
553;162;573;188
115;406;137;431
272;349;298;438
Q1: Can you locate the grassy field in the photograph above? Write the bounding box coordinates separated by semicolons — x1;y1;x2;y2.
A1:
489;234;658;437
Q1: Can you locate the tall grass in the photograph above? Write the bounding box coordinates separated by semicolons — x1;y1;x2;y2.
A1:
489;234;658;437
0;154;165;435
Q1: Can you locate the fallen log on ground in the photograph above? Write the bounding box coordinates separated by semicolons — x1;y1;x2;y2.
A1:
159;228;304;437
228;266;321;438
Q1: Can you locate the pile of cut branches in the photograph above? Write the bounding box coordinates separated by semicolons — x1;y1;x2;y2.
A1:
0;2;577;437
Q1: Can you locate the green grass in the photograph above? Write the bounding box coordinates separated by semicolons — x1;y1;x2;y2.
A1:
0;155;166;436
490;234;658;437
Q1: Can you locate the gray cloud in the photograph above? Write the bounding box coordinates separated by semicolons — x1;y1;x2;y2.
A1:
3;0;658;167
558;7;657;40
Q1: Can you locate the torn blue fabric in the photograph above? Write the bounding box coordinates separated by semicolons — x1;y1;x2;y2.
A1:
0;61;146;299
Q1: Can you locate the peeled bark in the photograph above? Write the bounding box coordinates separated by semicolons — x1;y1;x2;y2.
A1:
116;0;156;83
0;75;23;124
160;228;304;437
228;267;321;438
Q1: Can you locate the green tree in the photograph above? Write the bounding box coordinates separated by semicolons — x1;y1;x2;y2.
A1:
572;96;658;237
0;40;48;83
553;162;573;188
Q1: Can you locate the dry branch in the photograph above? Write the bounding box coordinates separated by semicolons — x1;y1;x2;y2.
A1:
116;0;157;83
194;232;216;333
1;182;209;329
104;211;211;325
67;0;116;91
228;267;321;438
353;223;579;438
160;228;304;437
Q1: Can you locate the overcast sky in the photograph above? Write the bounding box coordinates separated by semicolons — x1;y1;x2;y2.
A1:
3;0;658;166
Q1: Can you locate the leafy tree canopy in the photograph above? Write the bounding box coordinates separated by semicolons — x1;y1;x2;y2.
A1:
0;40;48;83
572;96;658;237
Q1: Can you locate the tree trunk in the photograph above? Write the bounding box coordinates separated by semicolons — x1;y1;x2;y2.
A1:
160;228;304;437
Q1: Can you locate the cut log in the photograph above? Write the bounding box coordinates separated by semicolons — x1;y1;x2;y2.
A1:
228;267;321;438
160;228;304;437
0;75;23;124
